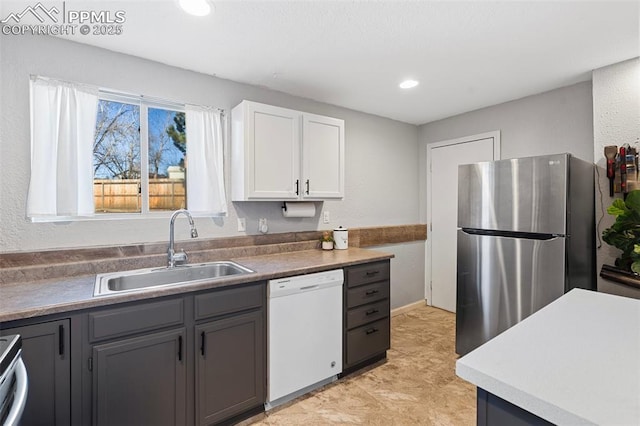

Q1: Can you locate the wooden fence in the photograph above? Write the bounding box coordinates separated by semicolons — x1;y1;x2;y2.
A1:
94;179;186;212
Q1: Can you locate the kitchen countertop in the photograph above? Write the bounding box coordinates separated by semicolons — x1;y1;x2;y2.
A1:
456;288;640;425
0;247;393;323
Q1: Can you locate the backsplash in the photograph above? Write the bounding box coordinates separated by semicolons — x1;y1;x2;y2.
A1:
0;225;426;284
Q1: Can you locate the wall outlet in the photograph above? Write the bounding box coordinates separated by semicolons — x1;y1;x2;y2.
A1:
323;211;330;224
237;218;246;232
258;218;268;234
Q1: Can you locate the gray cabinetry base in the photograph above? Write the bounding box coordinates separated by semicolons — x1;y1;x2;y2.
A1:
477;388;553;426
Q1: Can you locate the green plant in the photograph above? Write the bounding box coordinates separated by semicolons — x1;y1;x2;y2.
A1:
320;231;334;242
602;190;640;274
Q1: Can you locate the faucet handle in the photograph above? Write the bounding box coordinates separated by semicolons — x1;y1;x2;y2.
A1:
173;250;188;266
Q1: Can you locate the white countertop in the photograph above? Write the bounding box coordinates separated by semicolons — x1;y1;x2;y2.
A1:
456;289;640;425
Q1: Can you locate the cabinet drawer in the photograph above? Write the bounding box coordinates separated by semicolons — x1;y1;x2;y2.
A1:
195;282;264;321
346;281;389;308
346;299;390;330
89;298;184;342
346;261;390;288
346;318;390;366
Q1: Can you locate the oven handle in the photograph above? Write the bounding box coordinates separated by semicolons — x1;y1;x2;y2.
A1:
4;357;28;426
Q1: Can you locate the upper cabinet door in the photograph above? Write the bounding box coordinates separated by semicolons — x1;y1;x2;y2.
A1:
302;114;345;199
233;102;300;200
232;100;345;201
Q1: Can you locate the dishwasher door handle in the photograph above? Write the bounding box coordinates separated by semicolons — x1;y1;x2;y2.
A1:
4;357;28;426
300;285;319;291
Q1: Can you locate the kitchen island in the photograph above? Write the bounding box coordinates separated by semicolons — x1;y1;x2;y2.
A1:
456;288;640;425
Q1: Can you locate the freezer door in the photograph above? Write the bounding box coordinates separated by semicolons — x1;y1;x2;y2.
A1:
458;153;568;234
455;230;566;356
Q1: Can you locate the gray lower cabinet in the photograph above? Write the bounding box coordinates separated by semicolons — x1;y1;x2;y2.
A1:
92;328;187;426
343;260;391;372
3;280;266;425
86;282;266;426
196;310;264;425
1;319;71;426
477;388;553;426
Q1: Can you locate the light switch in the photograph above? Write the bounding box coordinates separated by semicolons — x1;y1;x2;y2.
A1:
323;211;330;224
237;218;246;232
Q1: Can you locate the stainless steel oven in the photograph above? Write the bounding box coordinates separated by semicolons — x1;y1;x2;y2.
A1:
0;335;28;426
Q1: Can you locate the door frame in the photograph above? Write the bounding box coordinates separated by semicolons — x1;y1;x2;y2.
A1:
425;131;501;305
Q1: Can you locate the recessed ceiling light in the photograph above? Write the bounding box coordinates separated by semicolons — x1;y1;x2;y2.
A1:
399;79;419;89
178;0;212;16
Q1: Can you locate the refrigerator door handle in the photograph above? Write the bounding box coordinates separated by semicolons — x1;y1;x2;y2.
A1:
460;228;561;241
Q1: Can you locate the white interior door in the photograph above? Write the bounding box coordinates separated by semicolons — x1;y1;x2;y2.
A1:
428;133;499;312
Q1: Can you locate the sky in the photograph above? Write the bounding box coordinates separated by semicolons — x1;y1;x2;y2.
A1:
94;100;185;179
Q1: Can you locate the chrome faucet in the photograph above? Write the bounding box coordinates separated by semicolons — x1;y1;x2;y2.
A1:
167;209;199;268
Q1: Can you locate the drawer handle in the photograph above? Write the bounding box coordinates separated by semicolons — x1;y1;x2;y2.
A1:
365;289;379;296
366;328;379;335
365;308;379;316
365;270;380;277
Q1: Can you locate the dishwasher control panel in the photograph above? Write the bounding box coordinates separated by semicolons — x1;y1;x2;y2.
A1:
269;269;344;298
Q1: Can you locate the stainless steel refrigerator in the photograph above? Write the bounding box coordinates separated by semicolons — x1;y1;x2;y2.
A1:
456;153;595;356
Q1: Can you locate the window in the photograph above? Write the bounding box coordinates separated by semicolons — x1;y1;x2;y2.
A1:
27;76;227;221
92;94;187;214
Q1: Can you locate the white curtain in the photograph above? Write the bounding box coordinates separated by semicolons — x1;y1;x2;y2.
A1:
27;77;98;218
185;105;228;215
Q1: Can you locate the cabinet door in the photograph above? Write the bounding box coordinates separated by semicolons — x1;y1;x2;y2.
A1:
247;102;300;199
2;320;71;426
196;310;265;425
302;113;345;199
92;328;187;426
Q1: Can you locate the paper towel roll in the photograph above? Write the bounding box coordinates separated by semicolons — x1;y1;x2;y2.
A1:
282;202;316;218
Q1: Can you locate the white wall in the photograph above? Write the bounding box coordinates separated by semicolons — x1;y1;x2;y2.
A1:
417;81;594;222
0;35;419;252
592;58;640;299
370;241;425;310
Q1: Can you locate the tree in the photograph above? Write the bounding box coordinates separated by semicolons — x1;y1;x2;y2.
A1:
149;114;175;178
93;101;141;179
166;112;186;158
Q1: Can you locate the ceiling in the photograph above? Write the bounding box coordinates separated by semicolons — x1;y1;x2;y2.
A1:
7;1;640;125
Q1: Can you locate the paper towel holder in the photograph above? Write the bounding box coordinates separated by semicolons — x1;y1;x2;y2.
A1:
281;201;316;218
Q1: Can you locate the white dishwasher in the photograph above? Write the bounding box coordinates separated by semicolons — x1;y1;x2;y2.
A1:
266;269;343;409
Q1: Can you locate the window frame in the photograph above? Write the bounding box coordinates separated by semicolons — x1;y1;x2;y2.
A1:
94;91;188;218
30;92;188;222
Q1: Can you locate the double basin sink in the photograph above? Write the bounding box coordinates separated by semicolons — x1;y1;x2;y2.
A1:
94;261;254;297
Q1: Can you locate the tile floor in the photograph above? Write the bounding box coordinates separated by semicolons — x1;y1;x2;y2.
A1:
246;305;476;425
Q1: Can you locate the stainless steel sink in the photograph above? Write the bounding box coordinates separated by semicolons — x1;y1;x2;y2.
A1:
94;261;254;296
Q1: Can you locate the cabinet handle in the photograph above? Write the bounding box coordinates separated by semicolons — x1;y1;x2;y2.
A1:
295;179;299;196
365;289;379;296
58;324;64;356
366;328;379;335
178;335;183;361
200;331;205;357
305;179;310;195
365;308;379;316
366;270;380;277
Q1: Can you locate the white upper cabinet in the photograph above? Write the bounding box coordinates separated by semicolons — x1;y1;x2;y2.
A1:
302;113;345;199
232;101;345;201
